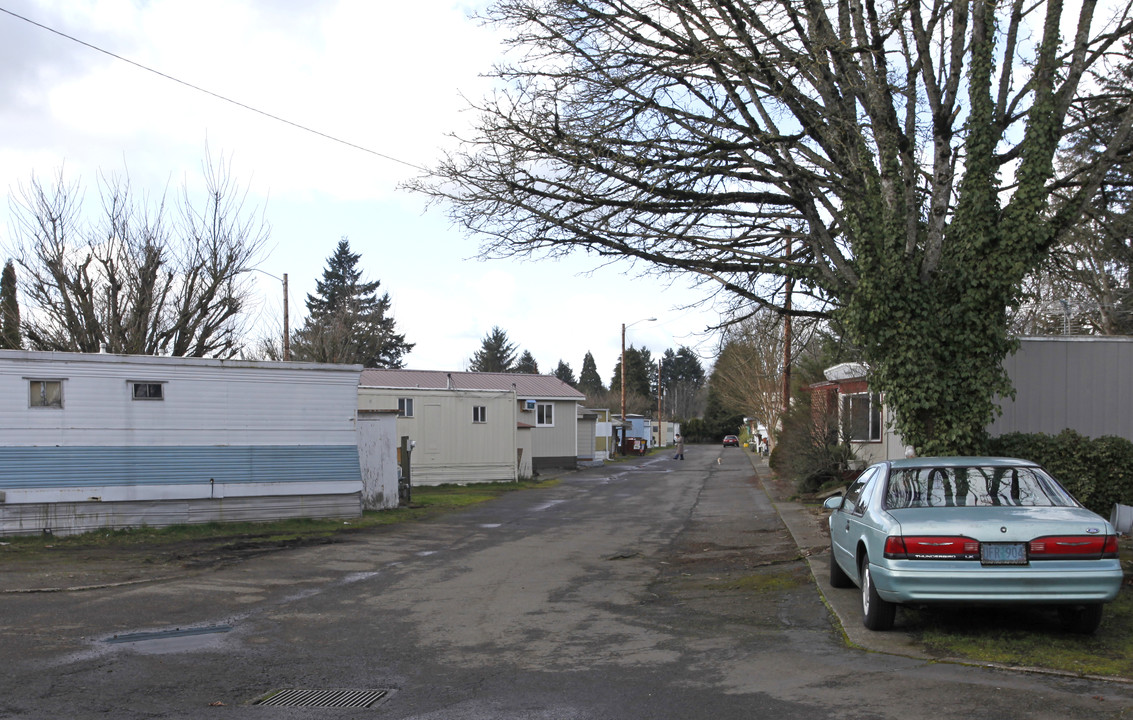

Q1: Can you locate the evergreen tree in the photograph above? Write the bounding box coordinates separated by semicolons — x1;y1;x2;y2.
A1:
661;347;705;420
469;326;518;372
292;237;413;367
553;359;576;386
578;351;605;395
0;260;20;350
703;375;745;441
611;346;653;400
514;350;540;374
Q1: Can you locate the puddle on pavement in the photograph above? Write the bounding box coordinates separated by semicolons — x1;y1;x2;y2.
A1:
103;625;232;654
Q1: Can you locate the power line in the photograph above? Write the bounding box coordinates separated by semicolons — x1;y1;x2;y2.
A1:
0;5;427;172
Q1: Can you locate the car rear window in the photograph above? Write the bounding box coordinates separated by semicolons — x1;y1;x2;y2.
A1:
884;466;1078;509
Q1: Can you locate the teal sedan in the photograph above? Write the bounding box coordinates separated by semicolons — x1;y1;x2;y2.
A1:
823;457;1123;633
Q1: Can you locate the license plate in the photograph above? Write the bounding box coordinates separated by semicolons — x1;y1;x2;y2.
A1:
981;542;1027;565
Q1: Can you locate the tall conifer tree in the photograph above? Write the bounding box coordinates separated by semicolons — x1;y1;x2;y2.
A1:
468;326;518;372
292;238;413;367
0;260;20;350
578;351;605;396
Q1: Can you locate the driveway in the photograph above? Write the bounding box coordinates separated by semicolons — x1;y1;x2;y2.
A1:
1;446;1130;719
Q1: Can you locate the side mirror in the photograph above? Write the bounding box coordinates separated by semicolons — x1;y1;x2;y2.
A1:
823;495;844;511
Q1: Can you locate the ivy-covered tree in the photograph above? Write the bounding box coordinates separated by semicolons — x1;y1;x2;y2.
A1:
578;351;605;396
0;260;20;350
414;0;1133;455
514;350;540;374
469;326;518;372
291;238;413;368
553;359;577;386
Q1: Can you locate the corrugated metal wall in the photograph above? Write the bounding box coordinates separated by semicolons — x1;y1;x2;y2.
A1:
990;337;1133;440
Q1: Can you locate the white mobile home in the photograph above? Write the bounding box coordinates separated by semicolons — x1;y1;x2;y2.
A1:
0;350;367;536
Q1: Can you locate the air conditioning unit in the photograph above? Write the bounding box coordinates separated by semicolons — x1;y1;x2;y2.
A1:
524;399;537;411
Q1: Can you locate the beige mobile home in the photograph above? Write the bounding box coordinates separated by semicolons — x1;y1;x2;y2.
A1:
359;371;517;486
359;369;586;483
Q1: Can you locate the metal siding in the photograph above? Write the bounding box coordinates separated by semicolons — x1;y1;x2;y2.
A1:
361;386;519;485
0;445;361;489
0;354;358;447
357;413;399;510
577;417;596;460
992;338;1133;441
531;401;580;461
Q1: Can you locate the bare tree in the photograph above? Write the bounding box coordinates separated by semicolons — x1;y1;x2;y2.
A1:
7;154;268;358
413;0;1133;454
1013;50;1133;336
712;309;815;444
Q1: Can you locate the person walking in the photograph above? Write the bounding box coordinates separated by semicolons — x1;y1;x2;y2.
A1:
674;434;685;460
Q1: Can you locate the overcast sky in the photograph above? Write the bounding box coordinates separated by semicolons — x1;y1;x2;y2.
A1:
0;0;724;378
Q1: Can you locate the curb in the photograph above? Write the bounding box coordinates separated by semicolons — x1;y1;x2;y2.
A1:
741;451;930;658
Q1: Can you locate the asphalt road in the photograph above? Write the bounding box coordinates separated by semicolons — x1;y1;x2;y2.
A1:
2;447;1131;719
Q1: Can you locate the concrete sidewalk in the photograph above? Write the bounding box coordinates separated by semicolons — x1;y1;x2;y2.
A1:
744;451;932;659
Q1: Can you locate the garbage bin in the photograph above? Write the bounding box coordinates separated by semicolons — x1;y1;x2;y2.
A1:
622;437;647;456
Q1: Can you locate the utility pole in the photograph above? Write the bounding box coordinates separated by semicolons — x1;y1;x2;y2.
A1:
782;240;793;414
283;273;290;361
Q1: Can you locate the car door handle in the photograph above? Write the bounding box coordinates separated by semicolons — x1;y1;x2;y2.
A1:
844;521;849;531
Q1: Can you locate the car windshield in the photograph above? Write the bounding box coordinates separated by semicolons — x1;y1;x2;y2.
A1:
884;466;1078;509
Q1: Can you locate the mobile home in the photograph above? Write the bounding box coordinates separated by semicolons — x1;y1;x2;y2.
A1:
0;350;367;536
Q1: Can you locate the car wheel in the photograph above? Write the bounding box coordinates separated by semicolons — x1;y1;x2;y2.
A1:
829;544;854;589
1058;604;1104;634
860;556;896;631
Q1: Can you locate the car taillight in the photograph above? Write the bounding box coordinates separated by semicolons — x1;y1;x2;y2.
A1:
884;536;979;560
1029;535;1118;560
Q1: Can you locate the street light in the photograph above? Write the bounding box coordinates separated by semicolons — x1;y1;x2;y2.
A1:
621;317;656;451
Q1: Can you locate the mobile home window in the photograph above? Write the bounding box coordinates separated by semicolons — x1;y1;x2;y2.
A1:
131;382;165;400
398;398;414;417
473;405;486;423
841;392;881;442
536;402;554;427
28;379;63;408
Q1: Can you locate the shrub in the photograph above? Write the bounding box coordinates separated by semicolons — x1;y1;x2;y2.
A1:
987;430;1133;516
771;392;858;494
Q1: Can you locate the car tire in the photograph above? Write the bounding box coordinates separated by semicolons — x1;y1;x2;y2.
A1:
829;545;854;589
1058;604;1104;635
860;556;896;631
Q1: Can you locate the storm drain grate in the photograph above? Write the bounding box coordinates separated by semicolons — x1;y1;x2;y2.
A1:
255;689;389;708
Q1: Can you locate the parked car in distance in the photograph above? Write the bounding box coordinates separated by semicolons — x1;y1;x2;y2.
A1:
823;457;1123;634
722;435;740;447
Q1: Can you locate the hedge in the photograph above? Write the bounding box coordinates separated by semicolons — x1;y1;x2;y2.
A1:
987;429;1133;516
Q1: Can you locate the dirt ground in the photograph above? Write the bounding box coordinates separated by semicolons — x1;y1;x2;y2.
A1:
0;532;346;593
